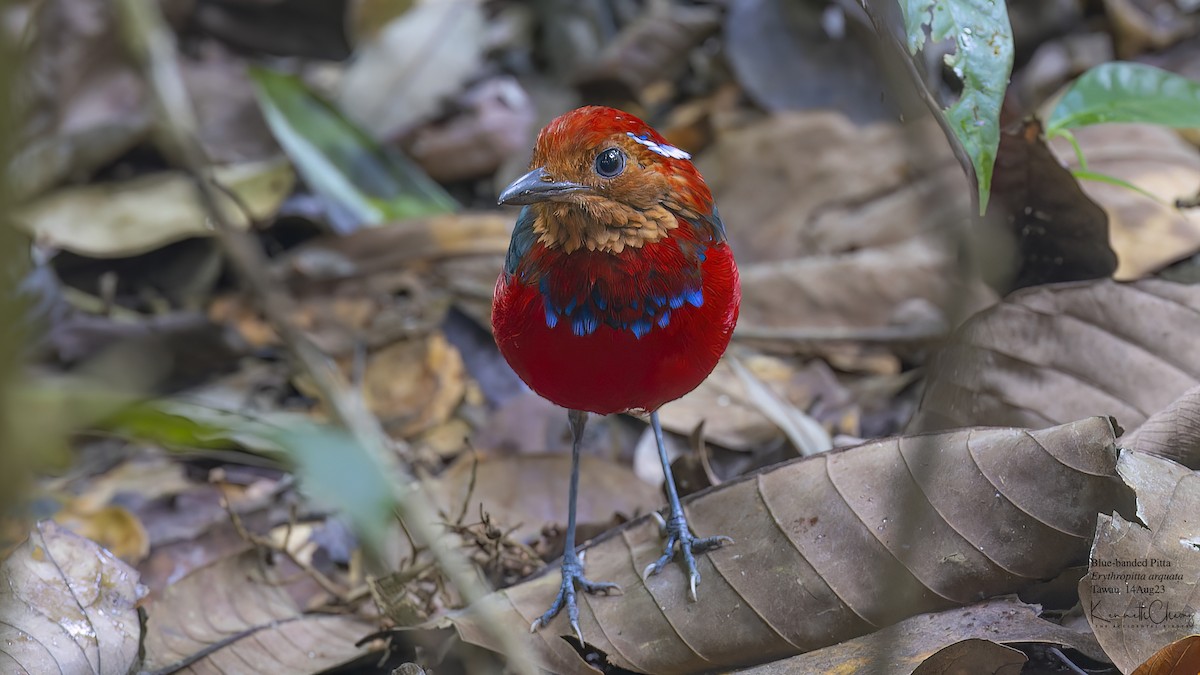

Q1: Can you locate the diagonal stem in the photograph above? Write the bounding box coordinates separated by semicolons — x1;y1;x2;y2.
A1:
112;3;537;673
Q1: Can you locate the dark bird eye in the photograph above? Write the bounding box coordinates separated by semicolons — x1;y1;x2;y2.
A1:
594;148;626;178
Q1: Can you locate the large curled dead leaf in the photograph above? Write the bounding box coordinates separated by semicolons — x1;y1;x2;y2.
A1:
13;159;295;258
447;416;1130;674
142;549;373;674
0;521;144;675
1080;451;1200;674
733;596;1105;674
909;279;1200;434
1050;124;1200;280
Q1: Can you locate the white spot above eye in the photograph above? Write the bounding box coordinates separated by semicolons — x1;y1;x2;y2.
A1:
626;132;691;160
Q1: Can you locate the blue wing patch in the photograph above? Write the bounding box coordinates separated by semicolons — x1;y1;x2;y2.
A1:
504;206;539;279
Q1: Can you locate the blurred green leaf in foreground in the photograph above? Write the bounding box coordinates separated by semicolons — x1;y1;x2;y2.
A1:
107;400;398;553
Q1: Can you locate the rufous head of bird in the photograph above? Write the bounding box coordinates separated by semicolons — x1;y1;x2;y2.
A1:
498;106;715;255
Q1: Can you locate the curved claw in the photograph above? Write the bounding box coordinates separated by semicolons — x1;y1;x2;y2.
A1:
531;557;621;642
643;514;733;602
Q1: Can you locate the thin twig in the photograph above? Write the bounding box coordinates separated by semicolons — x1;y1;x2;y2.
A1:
113;3;537;672
218;485;350;602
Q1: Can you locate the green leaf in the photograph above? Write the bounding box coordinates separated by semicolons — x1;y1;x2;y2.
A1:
900;0;1014;214
248;67;457;231
1071;169;1165;205
107;400;398;551
1047;62;1200;133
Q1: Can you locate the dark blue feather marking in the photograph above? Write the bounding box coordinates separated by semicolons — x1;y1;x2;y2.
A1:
630;320;652;339
657;312;671;328
545;307;558;328
504;206;540;279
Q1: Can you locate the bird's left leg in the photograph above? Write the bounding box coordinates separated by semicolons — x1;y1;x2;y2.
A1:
530;409;620;641
643;410;733;600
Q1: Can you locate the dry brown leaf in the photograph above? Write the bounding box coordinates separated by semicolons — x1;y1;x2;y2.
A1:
400;77;536;183
448;417;1129;674
725;0;894;123
987;119;1117;291
182;44;280;163
11;0;149;200
143;549;373;674
431;453;663;543
1126;385;1200;469
361;332;466;438
574;3;720;103
1132;635;1200;675
735;597;1104;674
909;279;1200;434
0;521;144;675
699;113;963;264
1103;0;1199;59
1051;124;1200;280
700;113;994;343
1080;450;1200;674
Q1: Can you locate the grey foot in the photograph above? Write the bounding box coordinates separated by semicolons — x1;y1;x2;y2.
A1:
530;554;620;642
643;511;733;601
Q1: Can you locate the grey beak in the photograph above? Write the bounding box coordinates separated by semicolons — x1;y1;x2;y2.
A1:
497;167;592;205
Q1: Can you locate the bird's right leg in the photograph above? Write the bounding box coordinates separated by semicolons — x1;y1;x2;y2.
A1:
530;409;621;642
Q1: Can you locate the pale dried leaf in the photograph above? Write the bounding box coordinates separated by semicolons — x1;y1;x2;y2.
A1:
728;356;831;456
662;354;842;452
0;521;144;675
13;159;295;258
143;550;373;674
1051;124;1200;280
910;279;1200;434
338;0;486;139
1081;451;1200;674
450;417;1130;674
